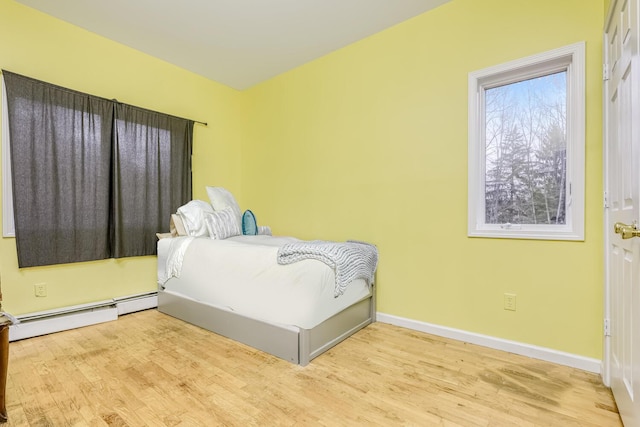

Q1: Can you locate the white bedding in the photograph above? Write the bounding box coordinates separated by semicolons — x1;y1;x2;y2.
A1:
157;235;371;329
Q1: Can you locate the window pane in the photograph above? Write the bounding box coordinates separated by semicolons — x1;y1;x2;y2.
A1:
484;71;567;225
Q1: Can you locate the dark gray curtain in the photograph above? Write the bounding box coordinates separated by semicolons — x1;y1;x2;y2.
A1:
112;104;192;257
3;71;114;267
3;70;194;267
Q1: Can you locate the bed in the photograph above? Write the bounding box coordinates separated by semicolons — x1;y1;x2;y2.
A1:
157;233;377;366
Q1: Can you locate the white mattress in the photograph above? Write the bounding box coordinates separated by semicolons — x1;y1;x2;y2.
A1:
158;235;371;329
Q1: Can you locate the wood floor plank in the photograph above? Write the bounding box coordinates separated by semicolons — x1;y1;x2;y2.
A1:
2;310;622;426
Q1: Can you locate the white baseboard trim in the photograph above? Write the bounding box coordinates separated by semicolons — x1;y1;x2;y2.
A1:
9;292;158;342
9;306;118;341
376;312;601;374
115;292;158;315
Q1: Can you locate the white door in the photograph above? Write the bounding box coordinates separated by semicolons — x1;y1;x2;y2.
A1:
605;0;640;425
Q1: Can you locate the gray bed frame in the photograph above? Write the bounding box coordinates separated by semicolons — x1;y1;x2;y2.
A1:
157;284;376;366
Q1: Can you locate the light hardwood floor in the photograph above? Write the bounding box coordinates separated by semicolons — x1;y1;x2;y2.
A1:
4;310;621;426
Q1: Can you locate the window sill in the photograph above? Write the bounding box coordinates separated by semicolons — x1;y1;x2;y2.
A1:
468;228;584;241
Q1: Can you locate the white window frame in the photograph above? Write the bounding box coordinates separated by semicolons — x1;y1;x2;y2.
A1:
1;76;15;238
468;42;585;241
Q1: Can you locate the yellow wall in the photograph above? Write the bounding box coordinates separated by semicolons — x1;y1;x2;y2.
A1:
242;0;605;358
0;0;607;361
0;0;244;314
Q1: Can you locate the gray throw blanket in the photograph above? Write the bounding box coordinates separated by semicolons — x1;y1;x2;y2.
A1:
277;240;378;297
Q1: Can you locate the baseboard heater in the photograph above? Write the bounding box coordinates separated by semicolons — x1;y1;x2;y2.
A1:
8;291;158;342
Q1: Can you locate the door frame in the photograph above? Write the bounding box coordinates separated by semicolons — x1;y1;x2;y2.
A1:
602;26;611;386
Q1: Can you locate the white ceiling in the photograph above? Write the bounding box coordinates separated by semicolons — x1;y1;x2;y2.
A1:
16;0;450;90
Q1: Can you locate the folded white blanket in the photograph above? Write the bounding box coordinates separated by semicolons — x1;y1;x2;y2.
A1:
277;240;378;297
158;236;195;284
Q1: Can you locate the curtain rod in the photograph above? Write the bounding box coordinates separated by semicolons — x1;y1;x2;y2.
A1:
111;99;207;126
1;70;208;126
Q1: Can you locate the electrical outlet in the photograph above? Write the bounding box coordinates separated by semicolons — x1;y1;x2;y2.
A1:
34;283;47;297
504;293;516;311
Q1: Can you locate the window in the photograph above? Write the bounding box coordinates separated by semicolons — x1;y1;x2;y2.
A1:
2;71;193;267
111;105;193;258
468;42;585;241
1;77;14;237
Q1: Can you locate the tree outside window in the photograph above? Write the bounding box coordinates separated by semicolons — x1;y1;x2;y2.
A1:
484;72;567;226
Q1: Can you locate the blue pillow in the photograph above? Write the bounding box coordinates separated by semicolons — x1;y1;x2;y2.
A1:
242;210;258;235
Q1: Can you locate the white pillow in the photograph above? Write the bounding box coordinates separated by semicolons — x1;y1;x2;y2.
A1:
205;208;242;240
176;200;214;237
258;225;272;236
170;214;188;237
206;186;242;225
